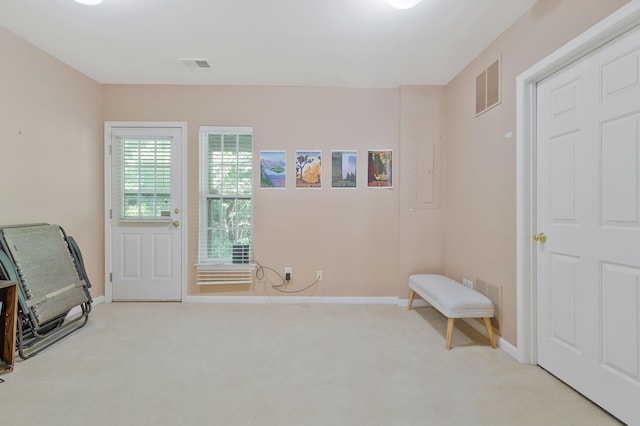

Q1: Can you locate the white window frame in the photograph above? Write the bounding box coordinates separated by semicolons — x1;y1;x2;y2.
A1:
117;137;173;221
197;126;254;282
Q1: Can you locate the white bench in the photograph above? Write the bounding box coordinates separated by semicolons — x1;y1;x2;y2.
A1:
408;274;496;350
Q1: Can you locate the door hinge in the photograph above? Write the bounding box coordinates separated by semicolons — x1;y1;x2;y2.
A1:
109;209;112;219
109;272;112;282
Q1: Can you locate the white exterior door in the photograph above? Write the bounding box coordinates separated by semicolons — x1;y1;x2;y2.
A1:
536;25;640;425
107;125;184;301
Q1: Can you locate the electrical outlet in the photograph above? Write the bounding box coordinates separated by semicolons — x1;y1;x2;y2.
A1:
462;278;473;289
316;271;323;281
285;267;292;281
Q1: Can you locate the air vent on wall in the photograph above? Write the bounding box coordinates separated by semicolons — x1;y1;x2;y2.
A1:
196;263;255;285
475;56;501;116
475;278;502;333
179;58;213;69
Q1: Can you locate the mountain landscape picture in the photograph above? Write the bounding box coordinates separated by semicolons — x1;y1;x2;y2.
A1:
260;150;286;189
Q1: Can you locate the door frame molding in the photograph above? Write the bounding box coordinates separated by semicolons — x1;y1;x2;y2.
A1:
515;2;640;364
104;121;188;303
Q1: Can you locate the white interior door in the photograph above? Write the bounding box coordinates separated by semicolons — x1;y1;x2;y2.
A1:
536;25;640;425
108;125;183;301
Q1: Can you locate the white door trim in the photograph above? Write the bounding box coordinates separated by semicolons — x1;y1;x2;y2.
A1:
104;121;188;303
515;2;640;364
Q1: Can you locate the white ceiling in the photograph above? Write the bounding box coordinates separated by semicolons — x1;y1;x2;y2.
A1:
0;0;537;88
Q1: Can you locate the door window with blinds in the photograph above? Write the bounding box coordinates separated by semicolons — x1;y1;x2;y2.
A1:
113;137;173;220
199;127;253;267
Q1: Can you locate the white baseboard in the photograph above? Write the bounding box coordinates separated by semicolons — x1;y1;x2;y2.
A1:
498;336;518;360
397;298;430;308
184;295;400;305
461;317;518;359
184;296;431;307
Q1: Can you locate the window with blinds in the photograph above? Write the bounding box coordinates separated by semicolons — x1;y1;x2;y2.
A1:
198;127;254;279
113;138;172;220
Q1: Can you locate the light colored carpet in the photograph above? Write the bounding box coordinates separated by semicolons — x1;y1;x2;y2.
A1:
0;302;621;425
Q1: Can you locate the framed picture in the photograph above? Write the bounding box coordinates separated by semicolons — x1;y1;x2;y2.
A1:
260;150;286;189
367;149;392;188
295;150;321;188
331;150;357;188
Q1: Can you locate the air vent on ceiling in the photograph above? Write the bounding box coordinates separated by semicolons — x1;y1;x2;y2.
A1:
179;58;213;69
475;56;501;116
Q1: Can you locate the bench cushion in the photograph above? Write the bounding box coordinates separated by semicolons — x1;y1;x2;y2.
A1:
409;274;494;318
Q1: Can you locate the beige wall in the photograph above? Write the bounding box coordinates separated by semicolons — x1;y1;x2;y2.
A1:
0;24;447;302
2;0;631;350
398;86;446;297
102;85;446;297
0;27;104;297
443;0;629;345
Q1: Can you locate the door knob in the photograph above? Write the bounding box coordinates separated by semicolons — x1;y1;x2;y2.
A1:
533;232;547;243
172;221;180;228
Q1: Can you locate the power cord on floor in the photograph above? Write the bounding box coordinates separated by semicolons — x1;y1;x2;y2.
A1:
253;258;321;294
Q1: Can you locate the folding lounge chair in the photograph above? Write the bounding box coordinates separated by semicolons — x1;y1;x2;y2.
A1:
0;223;92;359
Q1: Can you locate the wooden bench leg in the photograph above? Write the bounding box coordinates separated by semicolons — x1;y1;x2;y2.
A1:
483;317;497;349
446;317;455;350
408;289;415;310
